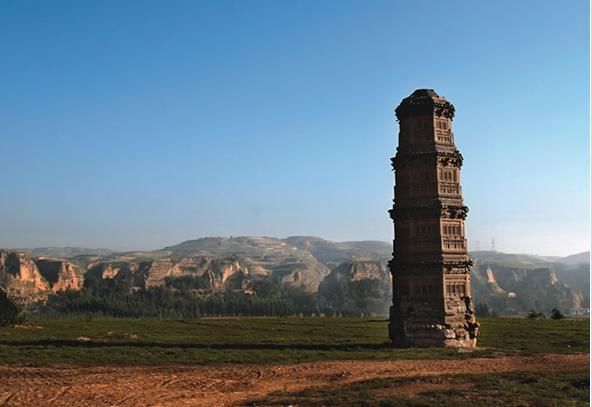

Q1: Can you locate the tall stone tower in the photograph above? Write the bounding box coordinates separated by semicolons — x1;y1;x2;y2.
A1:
388;89;479;348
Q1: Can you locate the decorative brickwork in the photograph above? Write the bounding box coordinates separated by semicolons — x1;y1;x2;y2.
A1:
389;89;479;347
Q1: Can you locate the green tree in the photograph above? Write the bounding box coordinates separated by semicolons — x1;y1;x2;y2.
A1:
475;302;492;317
550;308;565;320
0;289;19;326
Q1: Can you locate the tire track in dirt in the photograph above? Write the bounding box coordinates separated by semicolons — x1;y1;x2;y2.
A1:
0;354;587;407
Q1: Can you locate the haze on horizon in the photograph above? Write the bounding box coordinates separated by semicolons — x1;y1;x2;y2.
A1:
1;1;589;257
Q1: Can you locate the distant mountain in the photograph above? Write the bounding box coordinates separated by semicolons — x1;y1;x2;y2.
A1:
470;251;589;314
556;251;590;267
469;251;558;269
19;247;114;258
164;236;331;292
283;236;391;267
162;236;392;291
163;236;307;258
2;238;589;316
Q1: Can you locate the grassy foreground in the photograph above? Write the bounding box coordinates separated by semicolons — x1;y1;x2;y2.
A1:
0;317;588;366
247;370;590;406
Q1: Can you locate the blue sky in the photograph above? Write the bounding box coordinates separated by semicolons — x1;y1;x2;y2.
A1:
0;1;589;255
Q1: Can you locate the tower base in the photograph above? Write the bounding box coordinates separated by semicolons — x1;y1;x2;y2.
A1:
389;303;479;348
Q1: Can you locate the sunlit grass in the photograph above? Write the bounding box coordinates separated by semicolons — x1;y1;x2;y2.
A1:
0;317;587;366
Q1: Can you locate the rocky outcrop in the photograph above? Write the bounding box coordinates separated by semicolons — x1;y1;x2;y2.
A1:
483;266;506;294
163;236;332;293
0;251;49;302
84;256;251;293
35;258;83;292
272;260;330;293
142;259;177;287
84;262;142;287
472;262;585;313
490;266;558;289
147;256;248;292
0;251;82;303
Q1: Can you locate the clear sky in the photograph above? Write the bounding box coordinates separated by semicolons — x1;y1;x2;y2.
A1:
0;1;589;256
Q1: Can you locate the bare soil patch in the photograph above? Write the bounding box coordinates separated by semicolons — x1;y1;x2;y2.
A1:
0;353;587;406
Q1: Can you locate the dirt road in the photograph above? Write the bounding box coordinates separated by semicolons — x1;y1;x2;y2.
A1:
0;354;587;406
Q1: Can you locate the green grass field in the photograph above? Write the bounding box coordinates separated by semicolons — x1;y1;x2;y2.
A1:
0;317;588;366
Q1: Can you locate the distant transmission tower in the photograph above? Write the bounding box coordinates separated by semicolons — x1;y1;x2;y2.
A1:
475;240;480;251
491;238;496;251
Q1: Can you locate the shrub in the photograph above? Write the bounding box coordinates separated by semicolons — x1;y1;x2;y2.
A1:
528;310;546;319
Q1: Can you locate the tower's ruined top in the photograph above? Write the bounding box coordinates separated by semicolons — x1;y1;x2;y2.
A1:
395;88;455;121
410;88;440;98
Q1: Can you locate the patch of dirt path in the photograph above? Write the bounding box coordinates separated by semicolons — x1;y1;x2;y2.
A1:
0;354;587;406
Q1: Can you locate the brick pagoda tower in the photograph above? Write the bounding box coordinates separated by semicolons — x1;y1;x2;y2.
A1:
388;89;479;347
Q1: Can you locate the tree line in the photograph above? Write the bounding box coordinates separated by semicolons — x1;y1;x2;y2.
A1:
15;276;389;320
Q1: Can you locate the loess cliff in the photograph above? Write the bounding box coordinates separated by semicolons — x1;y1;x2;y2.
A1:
0;251;82;303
